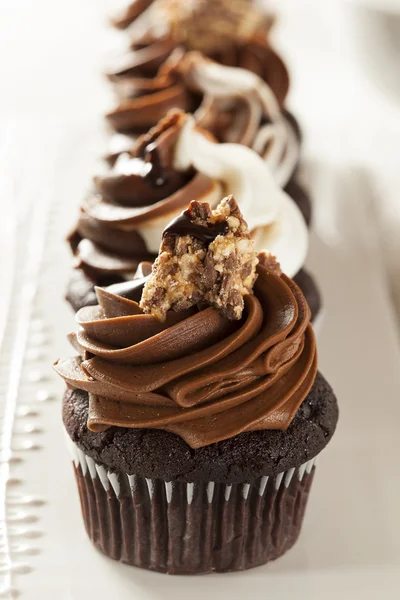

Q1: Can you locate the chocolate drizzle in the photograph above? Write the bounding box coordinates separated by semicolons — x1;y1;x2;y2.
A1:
163;211;229;243
142;142;167;187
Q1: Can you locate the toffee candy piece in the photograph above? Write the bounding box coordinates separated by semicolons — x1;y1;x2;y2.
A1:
140;196;258;321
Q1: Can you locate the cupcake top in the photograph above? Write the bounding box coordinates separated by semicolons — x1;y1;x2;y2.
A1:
108;52;299;188
56;197;317;449
140;197;259;321
106;0;288;111
106;49;196;135
70;110;308;283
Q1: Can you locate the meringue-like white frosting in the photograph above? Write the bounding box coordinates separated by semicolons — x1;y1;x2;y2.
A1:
173;117;308;278
186;57;300;188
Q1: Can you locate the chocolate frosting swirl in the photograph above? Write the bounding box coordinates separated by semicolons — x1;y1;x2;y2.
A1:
106;48;196;134
55;264;317;449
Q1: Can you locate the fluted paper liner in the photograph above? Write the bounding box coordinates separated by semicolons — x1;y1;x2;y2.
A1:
66;435;318;574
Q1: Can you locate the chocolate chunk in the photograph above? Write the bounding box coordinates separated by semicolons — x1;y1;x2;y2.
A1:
140;195;258;321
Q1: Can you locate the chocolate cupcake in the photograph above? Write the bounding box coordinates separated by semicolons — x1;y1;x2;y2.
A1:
56;197;338;574
66;110;319;318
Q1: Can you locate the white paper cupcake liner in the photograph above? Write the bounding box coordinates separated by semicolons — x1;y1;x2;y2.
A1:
65;434;319;574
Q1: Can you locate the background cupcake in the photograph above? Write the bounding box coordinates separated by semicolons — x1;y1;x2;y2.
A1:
107;51;301;192
107;0;288;105
105;0;291;174
66;110;319;319
56;197;338;574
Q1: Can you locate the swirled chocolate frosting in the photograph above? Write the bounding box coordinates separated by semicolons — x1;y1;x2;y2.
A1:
140;196;259;321
55;263;317;449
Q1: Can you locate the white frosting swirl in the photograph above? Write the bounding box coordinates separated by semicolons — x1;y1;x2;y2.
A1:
173;117;308;278
183;55;300;188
